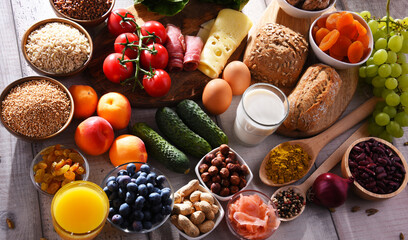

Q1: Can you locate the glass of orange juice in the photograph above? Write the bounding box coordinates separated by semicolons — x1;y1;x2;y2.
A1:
51;181;109;240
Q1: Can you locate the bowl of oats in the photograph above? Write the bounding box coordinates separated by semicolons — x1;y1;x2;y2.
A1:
22;18;93;77
0;76;74;141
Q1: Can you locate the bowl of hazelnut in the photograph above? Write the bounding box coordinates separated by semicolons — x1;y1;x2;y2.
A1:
195;144;253;201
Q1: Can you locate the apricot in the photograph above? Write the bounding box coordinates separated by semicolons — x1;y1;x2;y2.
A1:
69;85;98;119
97;92;131;130
109;134;148;167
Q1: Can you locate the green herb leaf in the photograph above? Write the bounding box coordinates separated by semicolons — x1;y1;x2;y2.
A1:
136;0;189;16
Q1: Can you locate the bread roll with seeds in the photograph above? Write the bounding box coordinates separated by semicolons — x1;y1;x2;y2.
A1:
243;23;308;93
283;64;342;132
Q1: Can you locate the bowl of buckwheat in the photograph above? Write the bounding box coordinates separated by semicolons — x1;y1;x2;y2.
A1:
0;76;74;141
49;0;116;27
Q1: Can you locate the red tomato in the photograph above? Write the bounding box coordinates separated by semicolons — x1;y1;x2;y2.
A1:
143;69;171;97
140;44;169;70
103;53;134;84
141;21;168;45
107;9;137;36
114;33;139;59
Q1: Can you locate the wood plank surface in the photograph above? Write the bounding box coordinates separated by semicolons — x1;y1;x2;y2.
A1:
0;0;407;239
0;1;43;239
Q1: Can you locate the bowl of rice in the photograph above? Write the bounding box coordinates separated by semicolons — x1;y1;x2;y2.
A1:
22;18;93;77
0;76;74;141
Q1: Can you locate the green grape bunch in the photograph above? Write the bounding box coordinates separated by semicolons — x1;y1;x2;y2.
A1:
358;6;408;142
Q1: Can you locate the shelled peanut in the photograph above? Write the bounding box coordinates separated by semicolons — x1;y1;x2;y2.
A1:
33;144;86;194
171;179;219;237
199;144;249;196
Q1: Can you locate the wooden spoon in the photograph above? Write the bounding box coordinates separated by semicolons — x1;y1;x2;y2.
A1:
271;122;369;221
260;97;379;187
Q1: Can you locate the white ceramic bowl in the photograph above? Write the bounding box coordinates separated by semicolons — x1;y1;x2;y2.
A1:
195;147;253;201
173;184;225;240
276;0;336;19
309;11;374;69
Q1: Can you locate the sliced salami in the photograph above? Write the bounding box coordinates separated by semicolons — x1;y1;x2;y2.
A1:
183;36;204;71
165;24;185;72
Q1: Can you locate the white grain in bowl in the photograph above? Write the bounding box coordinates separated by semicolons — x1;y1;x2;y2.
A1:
25;22;91;74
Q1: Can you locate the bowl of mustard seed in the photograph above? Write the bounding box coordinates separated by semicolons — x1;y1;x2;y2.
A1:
0;76;74;141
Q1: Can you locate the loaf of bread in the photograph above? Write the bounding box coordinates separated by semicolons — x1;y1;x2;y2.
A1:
283;64;342;132
243;23;308;91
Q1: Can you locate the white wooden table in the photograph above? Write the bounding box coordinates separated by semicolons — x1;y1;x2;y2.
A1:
0;0;407;239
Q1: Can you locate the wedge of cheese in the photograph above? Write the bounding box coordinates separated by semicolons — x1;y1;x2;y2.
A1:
197;19;215;43
198;9;252;79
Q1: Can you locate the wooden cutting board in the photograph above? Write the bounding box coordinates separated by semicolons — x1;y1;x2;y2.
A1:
85;0;245;108
244;2;359;138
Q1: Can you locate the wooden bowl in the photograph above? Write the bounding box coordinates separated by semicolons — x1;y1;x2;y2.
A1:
341;137;408;200
21;18;93;77
0;76;74;141
49;0;115;27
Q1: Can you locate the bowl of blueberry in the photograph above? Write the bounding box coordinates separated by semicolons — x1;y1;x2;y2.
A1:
101;162;174;233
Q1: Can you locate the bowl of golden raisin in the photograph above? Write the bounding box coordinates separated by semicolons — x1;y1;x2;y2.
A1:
30;144;89;196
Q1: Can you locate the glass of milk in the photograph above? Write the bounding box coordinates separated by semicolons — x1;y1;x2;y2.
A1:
233;83;289;146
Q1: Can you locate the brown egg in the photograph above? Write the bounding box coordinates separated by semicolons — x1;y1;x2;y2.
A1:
202;78;232;115
222;61;251;95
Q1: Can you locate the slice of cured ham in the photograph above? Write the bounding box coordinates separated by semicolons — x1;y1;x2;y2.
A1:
183;36;204;71
165;24;185;72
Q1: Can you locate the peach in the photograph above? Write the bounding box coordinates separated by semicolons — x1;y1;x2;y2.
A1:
75;116;114;156
109;134;148;167
97;92;131;130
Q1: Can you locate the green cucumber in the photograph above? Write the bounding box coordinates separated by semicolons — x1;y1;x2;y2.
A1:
131;122;190;174
155;107;212;158
176;99;228;148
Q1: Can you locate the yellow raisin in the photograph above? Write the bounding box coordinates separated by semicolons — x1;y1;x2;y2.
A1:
55;144;61;150
75;166;85;175
42;146;55;155
70;162;79;172
34;169;45;183
54;159;66;171
47;181;61;194
53;175;65;182
54;165;70;176
41;182;48;191
63;149;71;158
64;171;76;181
54;150;63;156
37;162;47;169
65;159;72;166
69;152;82;162
43;173;53;184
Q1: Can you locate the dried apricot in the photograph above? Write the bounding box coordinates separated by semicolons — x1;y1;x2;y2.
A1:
315;28;330;45
339;22;358;40
348;40;364;63
330;35;352;57
336;12;354;31
355;20;367;37
317;16;328;28
357;33;369;48
326;13;341;30
54;159;66;170
319;29;340;51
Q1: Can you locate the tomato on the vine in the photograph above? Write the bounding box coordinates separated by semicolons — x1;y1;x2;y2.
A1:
114;33;139;59
141;21;168;45
107;9;137;36
103;53;134;84
143;69;171;97
140;43;169;70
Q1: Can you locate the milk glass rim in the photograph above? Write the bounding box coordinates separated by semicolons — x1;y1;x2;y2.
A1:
241;83;289;127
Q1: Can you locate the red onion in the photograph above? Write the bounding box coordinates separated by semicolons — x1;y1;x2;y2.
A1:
310;173;353;208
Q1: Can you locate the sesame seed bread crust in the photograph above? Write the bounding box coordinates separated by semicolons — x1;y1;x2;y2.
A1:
243;23;308;90
283;64;342;132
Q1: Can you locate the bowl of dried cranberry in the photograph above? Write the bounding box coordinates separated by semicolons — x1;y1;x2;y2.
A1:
195;144;253;201
341;137;408;200
50;0;116;27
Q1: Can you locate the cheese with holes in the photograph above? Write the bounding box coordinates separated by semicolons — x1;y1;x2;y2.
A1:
198;9;252;78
